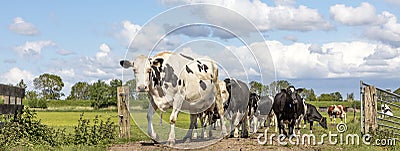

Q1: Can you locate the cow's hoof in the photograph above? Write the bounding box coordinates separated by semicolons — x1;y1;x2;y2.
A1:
150;133;159;141
166;139;175;146
183;137;192;143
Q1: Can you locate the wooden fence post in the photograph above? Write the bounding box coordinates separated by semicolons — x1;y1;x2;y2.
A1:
364;85;378;134
117;86;130;138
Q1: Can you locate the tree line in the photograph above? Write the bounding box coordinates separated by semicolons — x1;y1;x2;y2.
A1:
249;80;357;102
16;73;122;109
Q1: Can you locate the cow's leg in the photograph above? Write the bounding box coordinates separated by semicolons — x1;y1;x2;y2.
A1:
288;120;295;136
309;120;313;134
147;105;158;140
183;114;197;142
241;114;249;138
199;113;206;139
253;116;258;133
167;107;180;145
167;94;185;146
303;115;308;129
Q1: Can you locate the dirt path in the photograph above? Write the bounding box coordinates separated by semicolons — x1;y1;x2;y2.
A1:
108;136;333;151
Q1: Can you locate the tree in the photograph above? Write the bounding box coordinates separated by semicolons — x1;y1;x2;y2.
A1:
331;92;343;101
268;80;291;95
318;92;342;101
346;93;354;101
67;82;90;100
303;88;317;101
16;79;27;89
33;73;64;100
90;80;111;109
249;81;263;95
394;88;400;95
108;79;122;106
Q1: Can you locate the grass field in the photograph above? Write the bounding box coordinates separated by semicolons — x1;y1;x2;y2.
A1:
30;99;400;150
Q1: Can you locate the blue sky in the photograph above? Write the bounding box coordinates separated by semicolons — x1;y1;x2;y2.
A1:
1;0;400;99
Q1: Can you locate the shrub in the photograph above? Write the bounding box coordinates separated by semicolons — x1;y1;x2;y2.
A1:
0;108;118;150
27;98;48;109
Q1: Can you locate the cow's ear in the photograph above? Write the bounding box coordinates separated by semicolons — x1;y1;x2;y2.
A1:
120;60;133;68
152;58;164;67
296;88;304;93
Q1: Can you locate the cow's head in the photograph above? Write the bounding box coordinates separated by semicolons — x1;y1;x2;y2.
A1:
320;117;328;129
249;93;260;111
286;86;303;105
120;55;152;92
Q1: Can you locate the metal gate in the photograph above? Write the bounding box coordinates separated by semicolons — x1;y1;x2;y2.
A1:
360;81;400;138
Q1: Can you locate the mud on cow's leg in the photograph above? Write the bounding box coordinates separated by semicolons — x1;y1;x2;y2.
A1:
147;105;158;140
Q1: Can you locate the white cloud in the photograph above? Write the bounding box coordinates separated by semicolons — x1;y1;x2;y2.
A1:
265;40;400;79
0;67;35;86
161;0;332;33
114;20;142;46
330;2;381;26
364;11;400;47
8;17;39;36
329;3;400;47
96;43;111;60
14;40;56;57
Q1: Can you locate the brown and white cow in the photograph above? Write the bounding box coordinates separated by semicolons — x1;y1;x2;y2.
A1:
120;52;227;145
327;105;346;123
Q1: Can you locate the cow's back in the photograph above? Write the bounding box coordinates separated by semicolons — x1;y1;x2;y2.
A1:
258;96;273;115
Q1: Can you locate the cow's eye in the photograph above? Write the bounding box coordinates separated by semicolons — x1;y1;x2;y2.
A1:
222;90;226;93
146;68;151;73
133;68;137;72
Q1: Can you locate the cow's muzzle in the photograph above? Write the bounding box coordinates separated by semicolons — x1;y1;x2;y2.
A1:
136;85;149;92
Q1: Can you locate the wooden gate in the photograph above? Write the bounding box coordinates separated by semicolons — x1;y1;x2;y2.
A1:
360;81;400;138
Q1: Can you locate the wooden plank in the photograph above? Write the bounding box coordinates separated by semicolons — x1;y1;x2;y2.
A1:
117;86;130;138
364;85;378;134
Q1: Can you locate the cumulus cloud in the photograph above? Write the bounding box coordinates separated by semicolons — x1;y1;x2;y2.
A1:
364;11;400;47
265;40;400;78
113;20;142;46
8;17;39;36
330;2;382;26
330;2;400;47
14;40;56;57
161;0;332;36
0;67;35;85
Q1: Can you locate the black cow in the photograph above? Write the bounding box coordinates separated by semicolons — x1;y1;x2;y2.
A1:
223;78;249;138
249;93;275;133
304;103;327;133
272;86;303;137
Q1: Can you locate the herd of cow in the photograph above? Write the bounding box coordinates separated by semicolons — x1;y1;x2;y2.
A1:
120;51;392;146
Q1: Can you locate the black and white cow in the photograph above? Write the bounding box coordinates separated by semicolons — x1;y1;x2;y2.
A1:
381;104;393;118
223;78;250;138
120;52;227;145
249;93;275;133
303;103;327;133
272;86;304;137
